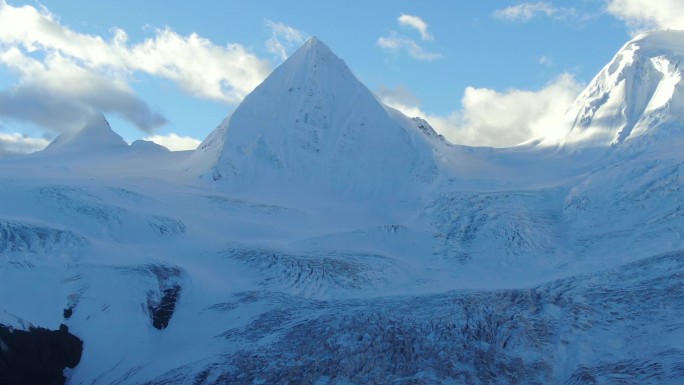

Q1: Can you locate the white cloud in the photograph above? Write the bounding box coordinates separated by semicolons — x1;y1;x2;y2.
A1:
377;32;442;61
0;132;49;156
265;20;308;61
378;14;441;61
378;74;584;147
606;0;684;32
145;133;201;151
398;14;434;41
0;0;271;134
493;2;578;22
125;28;270;103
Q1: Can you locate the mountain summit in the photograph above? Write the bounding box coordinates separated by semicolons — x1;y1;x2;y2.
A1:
42;113;128;154
562;30;684;148
190;37;442;199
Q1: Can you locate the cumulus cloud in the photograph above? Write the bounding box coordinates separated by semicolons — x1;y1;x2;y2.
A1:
0;132;49;156
265;20;308;61
378;14;441;61
605;0;684;32
398;14;434;41
378;74;584;147
0;0;271;134
493;2;579;22
144;133;201;151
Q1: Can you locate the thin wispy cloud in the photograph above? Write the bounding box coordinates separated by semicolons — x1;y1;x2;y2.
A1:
377;33;442;61
0;0;271;135
265;20;309;61
539;55;554;67
378;14;441;61
493;2;579;23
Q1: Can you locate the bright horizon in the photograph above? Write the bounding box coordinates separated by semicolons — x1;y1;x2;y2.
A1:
0;0;682;155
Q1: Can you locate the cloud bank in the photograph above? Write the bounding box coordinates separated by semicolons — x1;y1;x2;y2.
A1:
0;132;49;156
605;0;684;32
379;74;584;147
0;0;271;135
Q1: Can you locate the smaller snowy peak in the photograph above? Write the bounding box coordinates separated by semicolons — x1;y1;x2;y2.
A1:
130;139;169;153
561;30;684;149
43;113;128;154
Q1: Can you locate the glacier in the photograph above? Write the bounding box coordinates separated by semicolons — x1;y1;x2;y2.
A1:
0;33;683;384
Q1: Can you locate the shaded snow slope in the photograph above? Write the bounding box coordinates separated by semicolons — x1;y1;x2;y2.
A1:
561;30;684;148
189;37;444;200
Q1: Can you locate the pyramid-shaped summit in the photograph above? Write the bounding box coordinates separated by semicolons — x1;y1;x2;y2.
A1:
43;113;128;154
191;37;442;198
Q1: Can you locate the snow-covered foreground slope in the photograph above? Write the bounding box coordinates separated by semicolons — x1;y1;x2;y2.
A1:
1;33;684;384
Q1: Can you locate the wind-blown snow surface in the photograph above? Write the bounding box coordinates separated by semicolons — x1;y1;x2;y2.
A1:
1;35;684;384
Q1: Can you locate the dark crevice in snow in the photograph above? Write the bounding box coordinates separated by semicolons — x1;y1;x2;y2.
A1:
0;324;82;385
148;284;182;330
144;264;184;330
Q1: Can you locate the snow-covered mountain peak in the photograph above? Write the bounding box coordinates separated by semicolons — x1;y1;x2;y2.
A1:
562;29;684;149
299;35;334;59
190;38;442;200
42;113;128;154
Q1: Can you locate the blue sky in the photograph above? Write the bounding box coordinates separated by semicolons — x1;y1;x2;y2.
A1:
0;0;682;154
